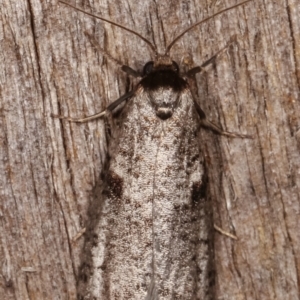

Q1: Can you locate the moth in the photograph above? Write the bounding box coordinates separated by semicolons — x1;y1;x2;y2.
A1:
53;1;252;299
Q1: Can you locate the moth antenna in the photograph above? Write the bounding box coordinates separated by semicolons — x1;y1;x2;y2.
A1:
165;0;253;55
59;1;158;55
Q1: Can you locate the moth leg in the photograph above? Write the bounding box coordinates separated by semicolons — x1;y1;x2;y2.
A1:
84;31;142;78
200;118;252;139
121;65;141;78
51;91;134;123
51;110;106;123
192;97;252;139
186;37;252;139
185;35;238;78
214;224;237;240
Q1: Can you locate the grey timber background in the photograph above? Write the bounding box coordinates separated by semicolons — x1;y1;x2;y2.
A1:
0;0;299;299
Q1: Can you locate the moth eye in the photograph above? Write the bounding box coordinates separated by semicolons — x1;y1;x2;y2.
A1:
172;61;179;73
143;61;154;75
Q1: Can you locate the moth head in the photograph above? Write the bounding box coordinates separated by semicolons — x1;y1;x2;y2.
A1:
59;0;252;73
140;55;186;120
143;57;179;76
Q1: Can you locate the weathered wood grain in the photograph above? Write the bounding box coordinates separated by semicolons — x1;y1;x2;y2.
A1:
1;0;299;299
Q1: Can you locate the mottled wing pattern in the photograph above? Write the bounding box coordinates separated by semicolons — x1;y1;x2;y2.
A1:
79;85;214;300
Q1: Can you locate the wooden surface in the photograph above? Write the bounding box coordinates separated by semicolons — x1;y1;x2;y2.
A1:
1;0;300;299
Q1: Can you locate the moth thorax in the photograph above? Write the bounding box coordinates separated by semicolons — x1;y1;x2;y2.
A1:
149;87;180;120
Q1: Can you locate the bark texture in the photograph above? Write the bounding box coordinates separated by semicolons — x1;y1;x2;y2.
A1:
1;0;300;299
